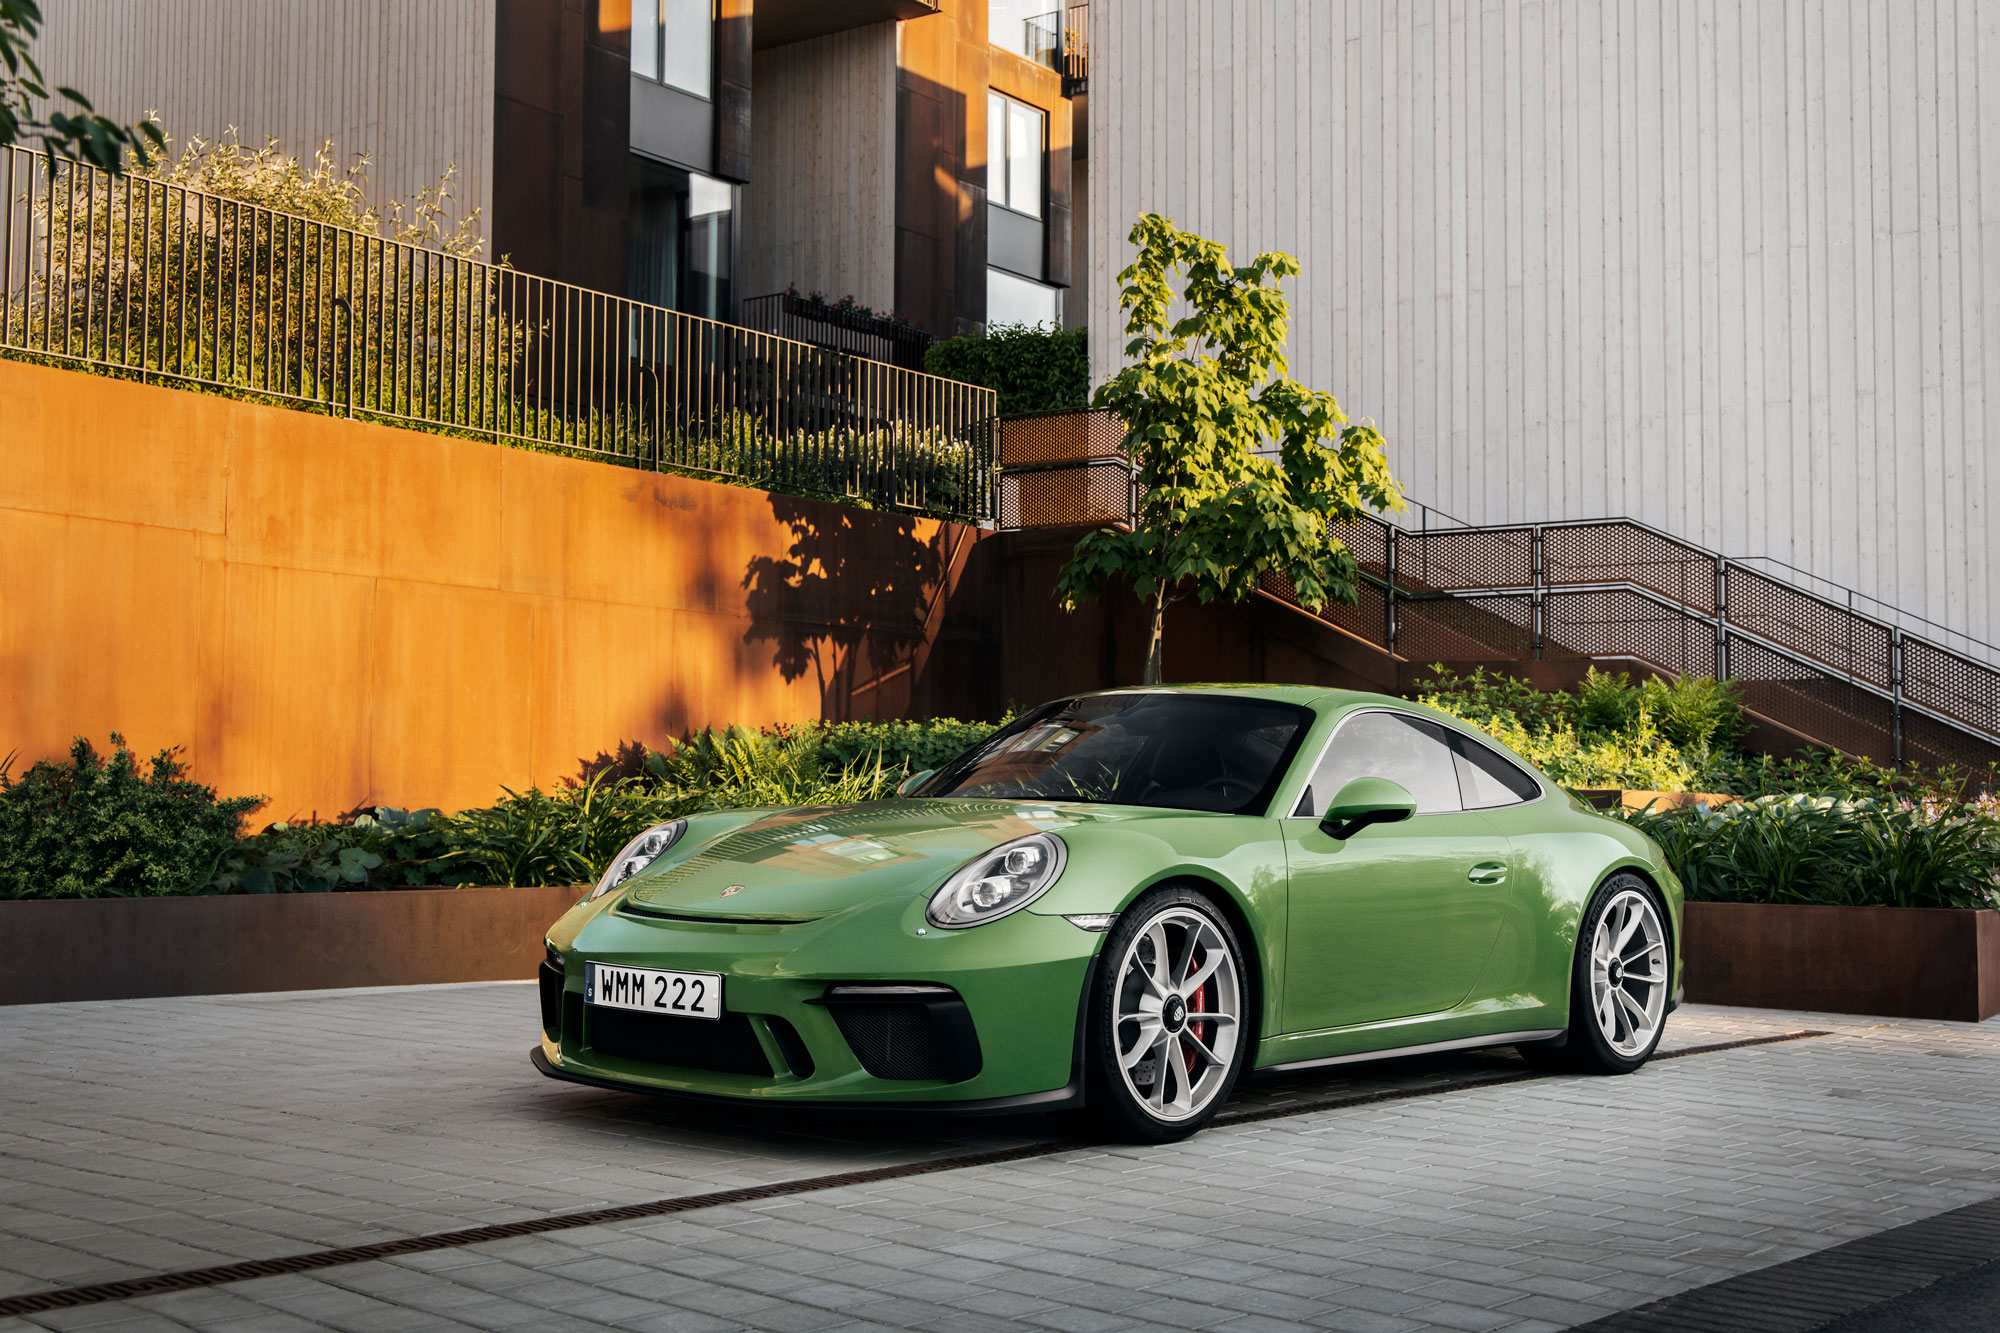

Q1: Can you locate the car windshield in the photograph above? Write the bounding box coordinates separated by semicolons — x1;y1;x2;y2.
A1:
918;693;1313;814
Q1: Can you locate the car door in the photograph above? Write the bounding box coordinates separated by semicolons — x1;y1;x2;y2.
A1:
1280;710;1512;1032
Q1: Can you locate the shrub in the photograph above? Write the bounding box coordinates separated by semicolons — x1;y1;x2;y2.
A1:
925;323;1089;416
213;807;461;894
1640;674;1746;751
1627;795;2000;911
0;736;262;898
1413;667;1701;791
1575;666;1644;733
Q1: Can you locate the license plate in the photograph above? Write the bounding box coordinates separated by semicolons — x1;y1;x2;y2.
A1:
585;963;723;1020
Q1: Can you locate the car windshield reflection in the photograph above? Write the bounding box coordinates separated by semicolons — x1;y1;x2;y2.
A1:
918;692;1312;814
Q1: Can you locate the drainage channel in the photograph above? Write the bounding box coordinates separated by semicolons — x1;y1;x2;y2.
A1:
0;1029;1827;1318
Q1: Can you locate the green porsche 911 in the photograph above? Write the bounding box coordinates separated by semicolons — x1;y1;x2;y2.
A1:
534;685;1683;1141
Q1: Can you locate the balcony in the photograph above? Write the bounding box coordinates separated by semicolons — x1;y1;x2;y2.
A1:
740;291;935;372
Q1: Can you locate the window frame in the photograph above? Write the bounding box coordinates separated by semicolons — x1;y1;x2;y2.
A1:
986;88;1046;219
631;0;714;100
1286;707;1548;819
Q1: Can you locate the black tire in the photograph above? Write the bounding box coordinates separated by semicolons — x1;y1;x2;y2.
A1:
1085;885;1251;1143
1524;872;1671;1075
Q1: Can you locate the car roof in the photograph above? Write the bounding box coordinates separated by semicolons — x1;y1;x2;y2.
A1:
1077;683;1411;713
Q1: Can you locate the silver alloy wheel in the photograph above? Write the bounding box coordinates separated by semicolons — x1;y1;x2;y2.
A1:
1589;888;1668;1056
1112;906;1242;1122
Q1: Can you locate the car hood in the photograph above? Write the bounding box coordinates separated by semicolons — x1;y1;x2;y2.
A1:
622;798;1134;919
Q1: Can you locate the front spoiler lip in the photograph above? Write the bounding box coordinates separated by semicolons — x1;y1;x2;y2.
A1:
530;1046;1082;1116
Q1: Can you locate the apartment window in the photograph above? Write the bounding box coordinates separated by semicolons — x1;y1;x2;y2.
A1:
989;0;1061;62
630;158;736;322
632;0;712;99
987;91;1043;218
988;267;1060;330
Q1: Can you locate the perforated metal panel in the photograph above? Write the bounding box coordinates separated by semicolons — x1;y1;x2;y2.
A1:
1263;570;1389;648
1398;527;1535;591
1725;636;1900;765
996;409;1125;467
1726;567;1892;688
997;461;1132;529
1544;523;1717;613
1328;516;1393;578
1543;589;1716;677
1397;595;1536;661
1902;638;2000;737
1901;709;2000;772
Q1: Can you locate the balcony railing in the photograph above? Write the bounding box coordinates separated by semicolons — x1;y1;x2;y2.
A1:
740;292;934;372
0;147;997;522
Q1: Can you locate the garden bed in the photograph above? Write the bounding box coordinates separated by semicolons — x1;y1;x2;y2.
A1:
1683;901;2000;1022
0;885;582;1005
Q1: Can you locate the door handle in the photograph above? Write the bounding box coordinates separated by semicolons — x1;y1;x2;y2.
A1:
1467;862;1508;885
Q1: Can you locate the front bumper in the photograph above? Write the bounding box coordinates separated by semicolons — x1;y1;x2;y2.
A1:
536;891;1101;1107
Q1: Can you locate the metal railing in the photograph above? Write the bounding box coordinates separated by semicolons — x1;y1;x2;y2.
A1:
739;292;933;372
995;410;2000;770
0;147;998;522
1061;3;1089;94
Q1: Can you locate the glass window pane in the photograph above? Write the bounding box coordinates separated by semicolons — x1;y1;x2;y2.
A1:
987;267;1059;329
988;91;1008;208
1449;733;1543;809
989;0;1058;60
924;693;1312;815
1007;99;1042;217
630;0;660;80
660;0;711;97
1295;712;1464;817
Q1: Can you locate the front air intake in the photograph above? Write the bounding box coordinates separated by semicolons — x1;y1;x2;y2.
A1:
814;984;983;1083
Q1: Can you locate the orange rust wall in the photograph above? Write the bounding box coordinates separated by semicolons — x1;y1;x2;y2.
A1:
0;360;997;820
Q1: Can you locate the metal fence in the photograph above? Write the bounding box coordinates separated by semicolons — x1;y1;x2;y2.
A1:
996;409;2000;770
0;147;997;522
739;292;934;372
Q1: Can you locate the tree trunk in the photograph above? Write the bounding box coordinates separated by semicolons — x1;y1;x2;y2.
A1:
1142;581;1168;684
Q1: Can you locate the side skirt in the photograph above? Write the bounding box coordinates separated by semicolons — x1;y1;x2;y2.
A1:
1253;1028;1566;1077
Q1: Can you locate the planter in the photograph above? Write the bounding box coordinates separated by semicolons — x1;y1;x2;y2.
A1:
1575;789;1737;812
1684;901;2000;1022
0;885;584;1006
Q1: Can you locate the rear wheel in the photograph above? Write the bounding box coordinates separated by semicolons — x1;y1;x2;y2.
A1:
1085;886;1249;1143
1523;873;1671;1074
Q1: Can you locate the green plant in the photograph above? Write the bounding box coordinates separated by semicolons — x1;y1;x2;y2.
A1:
0;735;262;898
0;0;163;171
443;771;696;889
1639;674;1746;751
925;323;1089;416
1057;213;1404;683
1575;666;1643;733
1627;795;2000;911
213;807;461;894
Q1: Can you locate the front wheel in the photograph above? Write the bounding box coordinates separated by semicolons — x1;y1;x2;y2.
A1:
1085;886;1249;1143
1524;873;1671;1074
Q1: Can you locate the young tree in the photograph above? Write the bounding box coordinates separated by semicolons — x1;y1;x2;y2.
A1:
1056;213;1405;684
0;0;162;171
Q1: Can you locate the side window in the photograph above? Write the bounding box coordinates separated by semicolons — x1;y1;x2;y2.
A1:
1447;731;1544;809
1293;712;1463;817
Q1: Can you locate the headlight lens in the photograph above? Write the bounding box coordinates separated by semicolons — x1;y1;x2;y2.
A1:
589;820;688;900
926;833;1067;928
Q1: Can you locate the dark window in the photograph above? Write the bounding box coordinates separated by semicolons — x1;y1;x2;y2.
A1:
632;0;712;98
629;158;734;320
1447;731;1543;809
1293;712;1463;817
920;693;1312;815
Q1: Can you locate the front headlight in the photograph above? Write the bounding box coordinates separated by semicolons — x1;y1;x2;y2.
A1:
926;833;1067;928
589;820;688;900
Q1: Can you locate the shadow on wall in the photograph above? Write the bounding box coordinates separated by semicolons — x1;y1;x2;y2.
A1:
741;496;962;721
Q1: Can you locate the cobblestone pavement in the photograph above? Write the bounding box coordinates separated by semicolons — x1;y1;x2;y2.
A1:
1;983;1995;1332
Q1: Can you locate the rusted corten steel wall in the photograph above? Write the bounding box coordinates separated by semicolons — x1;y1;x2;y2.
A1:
0;360;999;820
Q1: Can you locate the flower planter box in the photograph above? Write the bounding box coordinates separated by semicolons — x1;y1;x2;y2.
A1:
1684;901;2000;1022
0;885;584;1006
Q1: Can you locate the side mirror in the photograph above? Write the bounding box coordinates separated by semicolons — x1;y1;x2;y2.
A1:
897;768;936;797
1319;777;1417;840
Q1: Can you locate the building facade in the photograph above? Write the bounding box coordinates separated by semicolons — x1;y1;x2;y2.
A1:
1089;0;2000;649
29;0;1084;340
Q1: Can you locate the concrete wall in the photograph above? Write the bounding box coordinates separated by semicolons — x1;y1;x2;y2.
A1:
741;23;900;311
29;0;495;249
1089;0;2000;648
0;361;995;821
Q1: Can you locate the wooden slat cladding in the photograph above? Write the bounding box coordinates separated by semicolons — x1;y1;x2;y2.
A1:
1090;0;2000;648
27;0;495;248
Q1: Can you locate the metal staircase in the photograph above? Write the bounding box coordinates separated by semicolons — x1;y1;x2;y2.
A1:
996;409;2000;771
